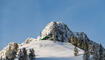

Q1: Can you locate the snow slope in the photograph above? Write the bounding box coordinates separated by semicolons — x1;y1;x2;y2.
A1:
20;39;84;60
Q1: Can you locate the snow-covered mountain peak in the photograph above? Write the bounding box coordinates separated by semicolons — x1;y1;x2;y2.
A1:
38;21;73;42
0;21;105;60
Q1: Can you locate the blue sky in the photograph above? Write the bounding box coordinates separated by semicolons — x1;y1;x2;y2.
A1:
0;0;105;50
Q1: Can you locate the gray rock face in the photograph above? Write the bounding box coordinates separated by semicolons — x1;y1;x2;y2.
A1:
39;21;73;42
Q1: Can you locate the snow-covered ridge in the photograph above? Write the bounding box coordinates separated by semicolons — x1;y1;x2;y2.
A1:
0;21;105;60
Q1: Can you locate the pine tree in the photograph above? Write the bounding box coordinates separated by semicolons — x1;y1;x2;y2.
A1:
81;40;84;49
71;35;77;46
18;48;27;60
98;44;103;60
88;45;94;55
74;47;78;56
83;42;88;51
102;51;105;60
83;50;90;60
29;49;35;60
77;38;82;48
93;52;98;60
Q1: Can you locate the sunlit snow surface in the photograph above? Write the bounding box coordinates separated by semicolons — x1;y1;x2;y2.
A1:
20;39;84;60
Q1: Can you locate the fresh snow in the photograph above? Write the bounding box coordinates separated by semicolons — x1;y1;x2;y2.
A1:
20;39;84;60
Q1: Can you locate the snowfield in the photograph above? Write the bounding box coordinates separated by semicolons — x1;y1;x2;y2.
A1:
20;39;84;60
